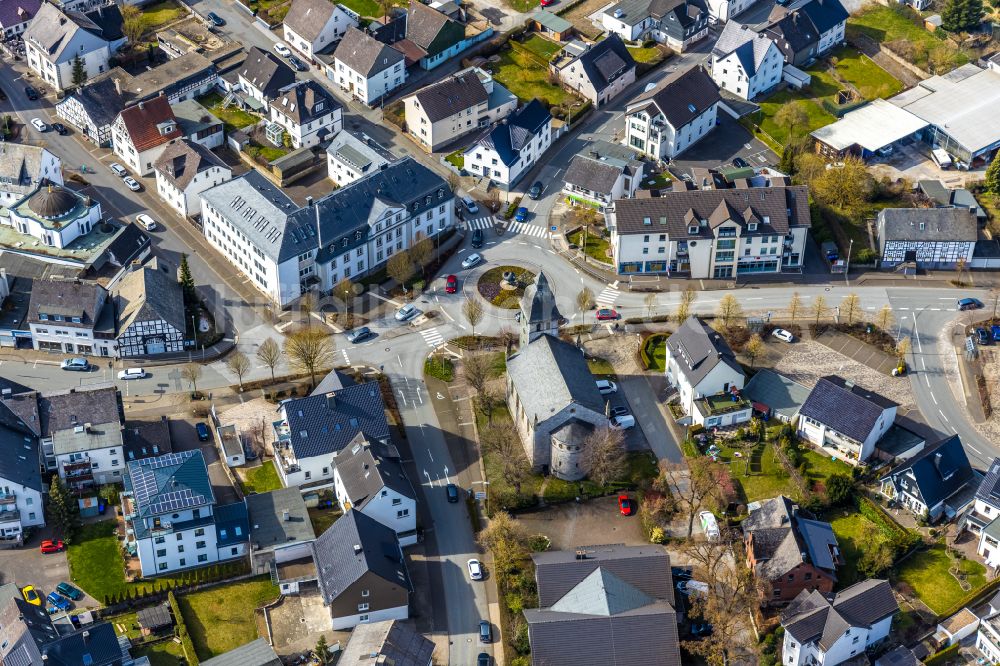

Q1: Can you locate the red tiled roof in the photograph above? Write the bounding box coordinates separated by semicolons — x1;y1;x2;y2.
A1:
118;97;181;152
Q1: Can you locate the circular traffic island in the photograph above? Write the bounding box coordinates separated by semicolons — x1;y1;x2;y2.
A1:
477;265;537;309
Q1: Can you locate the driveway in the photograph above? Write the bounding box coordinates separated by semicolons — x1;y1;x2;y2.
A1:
515;495;647;550
669;115;777;176
0;529;75;605
168;418;240;505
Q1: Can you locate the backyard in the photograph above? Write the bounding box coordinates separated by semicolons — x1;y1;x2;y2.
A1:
826;509;883;586
895;543;988;615
567;228;611;264
641;334;667;371
177;577;280;659
238;460;282;494
140;0;185;35
710;441;852;504
197;92;260;134
491;48;577;107
520;34;563;61
847;5;969;73
338;0;407;17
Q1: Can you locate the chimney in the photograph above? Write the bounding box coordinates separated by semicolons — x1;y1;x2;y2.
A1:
326;392;336;410
138;101;145;111
353;544;362;554
282;509;290;522
575;548;588;560
306;195;314;207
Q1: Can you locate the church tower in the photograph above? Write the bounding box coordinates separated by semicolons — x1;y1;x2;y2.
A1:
519;271;562;347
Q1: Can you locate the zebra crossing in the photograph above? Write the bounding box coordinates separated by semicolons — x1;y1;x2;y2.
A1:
465;217;495;231
420;327;445;348
464;217;550;239
595;284;619;307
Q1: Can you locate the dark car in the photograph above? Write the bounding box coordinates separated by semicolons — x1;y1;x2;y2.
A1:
347;326;375;343
527;181;543;200
243;443;258;461
977;328;990;345
446;483;459;503
479;621;492;643
471;228;484;248
52;122;68;135
24;86;38;100
56;583;82;601
478;653;492;666
207;11;225;25
195;422;210;441
992;325;1000;341
690;623;713;637
0;89;7;101
958;297;984;311
732;157;749;168
288;56;308;72
610;406;629;418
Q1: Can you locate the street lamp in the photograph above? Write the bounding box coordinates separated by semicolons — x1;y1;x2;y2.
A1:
567;101;583;128
844;239;854;284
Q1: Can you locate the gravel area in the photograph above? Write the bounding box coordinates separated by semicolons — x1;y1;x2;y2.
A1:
218;397;277;454
773;340;915;408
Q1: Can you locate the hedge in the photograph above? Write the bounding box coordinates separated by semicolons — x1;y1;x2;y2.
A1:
923;643;960;666
168;591;199;665
934;573;1000;622
856;496;920;555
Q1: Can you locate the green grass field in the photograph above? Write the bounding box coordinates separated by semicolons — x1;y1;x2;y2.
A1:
239;460;282;494
847;5;968;72
521;34;563;61
627;45;670;66
716;443;851;503
178;578;280;659
493;49;575;106
642;334;667;371
132;641;186;666
826;510;882;586
567;229;611;264
196;92;259;133
141;0;185;33
895;543;987;614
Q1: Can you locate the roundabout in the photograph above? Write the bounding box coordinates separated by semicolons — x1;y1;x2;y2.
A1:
476;265;537;309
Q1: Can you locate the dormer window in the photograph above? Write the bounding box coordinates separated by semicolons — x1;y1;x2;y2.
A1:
643;217;651;225
688;225;699;234
748;222;758;231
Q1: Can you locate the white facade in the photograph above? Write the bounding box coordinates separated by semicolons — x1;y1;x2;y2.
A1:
4;199;102;251
667;355;746;422
133;507;239;576
711;36;783;100
155;164;231;218
332;471;417;547
783;615;892;666
55;442;126;490
0;147;62;209
463;115;552;188
326;132;394;187
706;0;757;21
283;3;357;60
625;101;717;161
332;604;409;631
268;96;343;149
24;14;111;92
978;615;1000;664
798;405;895;464
816;20;845;55
562;166;642;210
111;115;179;176
0;479;44;542
330;54;406;107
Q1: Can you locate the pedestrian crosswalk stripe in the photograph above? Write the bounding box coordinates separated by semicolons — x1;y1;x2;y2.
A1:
465;217;495;230
340;349;350;365
420;327;445;348
507;221;548;238
595;286;619;307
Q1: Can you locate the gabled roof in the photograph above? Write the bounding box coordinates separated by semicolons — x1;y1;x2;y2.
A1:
38;621;121;666
24;2;109;63
628;66;720;130
313;509;411;603
239;46;296;98
58;75;126;128
781;579;898;651
879;435;975;510
38;386;121;437
466;99;550;167
338;620;435;666
798;0;848;35
977;457;1000;506
0;419;40;492
117;97;181;152
114;261;186;338
283;0;341;43
269;80;340;127
123;417;173;461
0;143;58;199
743;496;840;580
326;128;396;175
214;501;249;546
124;450;215;518
334;434;415;510
154;139;230;192
27;278;107;329
334;27;405;78
713;21;775;78
878;207;977;243
573;34;635;93
200;638;281;666
282;381;390;460
246;487;316;551
532;544;674;607
762;11;818;56
743;369;810;421
404;1;464;57
409;68;489;122
665;316;743;388
507;334;605;419
799;375;897;443
0;0;41;29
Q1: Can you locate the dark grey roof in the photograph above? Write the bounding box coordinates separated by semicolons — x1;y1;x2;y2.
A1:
282;381;390;460
114;262;186;338
977;457;1000;506
564;141;643;195
878;207;977;243
743;369;810;421
313;509;411;603
628;65;719;129
269;80;340;126
410;69;489;122
507;334;605;420
0;0;41;29
214;501;250;546
154;139;229;192
799;376;896;443
404;1;464;56
27;278;108;329
137;603;172;629
338;620;435;666
468;99;550;167
246;487;316;550
0;144;58;199
333;434;415;510
743;496;840;579
665;316;744;388
763;11;819;59
575;34;635;94
102;222;151;268
798;0;848;34
879;435;975;510
875;646;922;666
239;47;296;98
781;580;898;651
199;638;281;666
0;420;41;492
334;27;405;78
123;417;172;461
521;271;562;325
283;0;340;42
40;621;121;666
38;386;121;437
24;3;109;63
712;21;775;77
532;544;674;607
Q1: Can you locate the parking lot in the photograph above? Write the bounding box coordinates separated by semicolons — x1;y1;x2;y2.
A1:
0;529;82;606
515;495;647;550
669;115;777;178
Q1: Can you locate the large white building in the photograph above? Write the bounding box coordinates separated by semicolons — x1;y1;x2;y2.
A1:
27;276;115;357
3;183;102;250
600;0;709;52
153;139;232;219
282;0;357;60
111;97;182;176
0;144;62;210
0;393;45;544
48;386;125;492
329;27;407;107
623;66;720;161
123;450;249;576
268;81;343;149
200;157;454;307
23;2;113;92
463;100;552;189
327;129;396;187
711;22;783;101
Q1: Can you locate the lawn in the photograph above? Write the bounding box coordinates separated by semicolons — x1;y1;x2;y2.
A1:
567;229;611;264
196;92;259;133
132;640;187;666
827;47;904;100
336;0;381;16
254;144;290;162
445;150;464;170
642;334;667;371
627;45;670;66
505;0;538;12
587;356;616;378
521;34;563;61
177;577;280;660
826;510;882;586
239;460;282;494
714;443;852;504
492;49;575;107
308;506;341;535
895;543;987;614
639;172;673;190
141;0;185;33
847;5;968;72
756;91;835;147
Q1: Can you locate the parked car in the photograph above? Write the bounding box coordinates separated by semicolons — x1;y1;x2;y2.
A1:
273;42;291;57
30;118;48;132
528;181;543;199
540;0;555;5
958;297;984;310
992;325;1000;341
195;422;210;441
445;274;458;294
463;196;479;214
732;157;749;168
610;406;629;418
288;56;307;72
109;163;128;177
347;326;375;343
40;539;64;554
136;213;156;231
467;558;484;581
514;207;529;222
690;623;713;637
24;86;38;100
461;253;482;269
395;304;420;322
243;442;258;461
595;308;619;321
60;358;90;372
56;582;82;601
117;368;147;380
446;483;459;503
977;328;990;346
676;580;709;596
46;592;72;614
618;494;633;516
471;228;484;248
596;379;617;395
22;586;41;605
479;621;492;643
771;328;794;343
207;11;225;25
124;176;142;192
478;654;492;666
610;414;636;430
52;122;68;135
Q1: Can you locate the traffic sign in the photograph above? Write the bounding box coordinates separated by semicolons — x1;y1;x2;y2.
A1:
475;491;487;500
550;226;557;232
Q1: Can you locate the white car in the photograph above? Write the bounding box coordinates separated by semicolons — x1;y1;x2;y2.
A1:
461;253;482;269
124;176;142;192
467;558;483;581
118;368;147;380
771;328;794;343
610;414;635;430
462;196;479;214
394;303;420;322
30;118;48;132
136;214;157;231
110;163;128;177
596;379;618;395
273;42;291;57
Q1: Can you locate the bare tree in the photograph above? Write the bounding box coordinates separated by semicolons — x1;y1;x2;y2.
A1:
447;172;461;194
246;418;267;458
497;326;518;351
480;420;529;492
256;338;281;384
478;511;529;578
182;363;202;394
840;293;861;325
811;294;828;326
744;333;764;369
644;292;657;318
225;351;251;390
411;236;434;280
576;287;595;323
658;458;719;537
875;304;894;332
387;250;416;291
463;297;484;339
675;286;697;324
284;328;334;388
956;257;968;286
788;291;802;323
121;5;144;44
463;354;492;400
300;292;315;327
896;337;911;361
716;294;744;330
583;426;627;487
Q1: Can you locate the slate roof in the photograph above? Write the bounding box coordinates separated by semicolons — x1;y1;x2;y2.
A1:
0;418;40;491
628;66;720;130
742;369;810;421
117;97;181;152
878;207;978;243
313;509;411;603
875;645;922;666
27;278;108;329
153;139;229;192
123;417;173;461
334;433;415;510
0;144;57;198
37;386;121;437
743;496;840;580
82;4;123;42
327;129;396;175
283;0;340;43
605;0;706;40
574;34;635;94
334;27;405;78
58;75;125;128
124;450;215;519
564;141;643;195
713;21;774;77
247;487;315;551
798;0;849;35
404;1;464;57
239;46;296;98
214;501;249;546
338;620;435;666
612;185;809;237
799;376;896;443
269;80;341;126
410;68;489;122
665;316;743;388
977;458;1000;506
282;381;390;460
521;271;562;325
762;11;818;58
466;99;550;167
0;0;41;29
114;262;186;338
781;579;898;651
199;638;281;666
507;334;605;420
24;3;108;63
879;435;975;510
39;621;121;666
532;544;674;607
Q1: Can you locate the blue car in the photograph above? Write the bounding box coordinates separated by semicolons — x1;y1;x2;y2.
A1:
514;207;529;222
992;325;1000;341
195;422;210;441
46;592;72;614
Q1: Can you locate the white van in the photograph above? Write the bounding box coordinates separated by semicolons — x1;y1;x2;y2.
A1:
699;510;720;540
931;147;952;169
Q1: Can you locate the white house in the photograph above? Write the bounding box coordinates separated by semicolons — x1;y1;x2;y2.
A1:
0;143;63;209
3;183;102;251
978;610;1000;665
664;316;748;427
623;66;720;161
27;276;115;357
0;395;45;543
327;129;396;187
48;386;125;492
706;0;758;22
781;580;898;666
601;0;709;52
153;139;232;219
55;76;126;147
124;450;249;576
329;26;406;107
23;2;112;92
268;81;343;149
245;488;317;591
562;140;644;211
711;22;783;100
237;47;296;106
111;97;182;176
283;0;357;61
763;0;848;67
797;376;897;464
114;261;187;357
550;35;636;108
970;459;1000;568
877;207;978;270
462;99;552;189
879;435;977;523
332;435;417;546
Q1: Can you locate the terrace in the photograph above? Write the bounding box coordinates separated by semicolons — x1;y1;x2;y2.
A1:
697;392;752;416
271;419;299;474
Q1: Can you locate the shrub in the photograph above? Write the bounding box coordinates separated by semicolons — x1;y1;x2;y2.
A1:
650;526;666;543
527;534;551;552
512;620;531;654
424;355;454;382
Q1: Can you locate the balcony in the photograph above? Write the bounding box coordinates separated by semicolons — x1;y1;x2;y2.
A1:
273;419;291;444
0;508;20;524
696;391;752;417
0;493;16;506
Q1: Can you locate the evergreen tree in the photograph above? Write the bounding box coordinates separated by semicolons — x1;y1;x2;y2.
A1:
985;155;1000;194
315;635;332;664
71;55;87;88
178;254;196;304
942;0;983;31
48;476;80;541
779;143;796;175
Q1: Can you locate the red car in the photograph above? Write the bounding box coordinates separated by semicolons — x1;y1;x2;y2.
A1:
40;540;64;554
596;308;620;321
618;495;633;516
445;274;458;294
540;0;555;6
